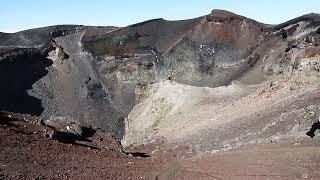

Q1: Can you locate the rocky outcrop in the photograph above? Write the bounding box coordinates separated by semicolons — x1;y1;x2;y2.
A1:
262;20;320;77
43;116;83;137
50;26;84;38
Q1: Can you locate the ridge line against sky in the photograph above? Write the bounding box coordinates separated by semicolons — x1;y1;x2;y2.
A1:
1;0;320;33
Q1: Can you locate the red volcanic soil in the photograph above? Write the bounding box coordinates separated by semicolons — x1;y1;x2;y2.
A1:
0;113;169;179
2;113;320;180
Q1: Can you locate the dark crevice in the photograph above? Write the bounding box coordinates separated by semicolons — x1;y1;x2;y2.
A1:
49;130;89;143
0;112;18;127
47;129;100;150
44;124;107;150
280;29;288;39
123;151;150;158
0;49;52;115
306;121;320;138
82;126;97;138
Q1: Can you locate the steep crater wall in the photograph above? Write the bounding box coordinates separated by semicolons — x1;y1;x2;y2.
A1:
1;11;320;143
0;48;52;115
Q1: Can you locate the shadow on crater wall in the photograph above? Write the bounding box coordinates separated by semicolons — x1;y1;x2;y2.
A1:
0;50;52;115
307;121;320;138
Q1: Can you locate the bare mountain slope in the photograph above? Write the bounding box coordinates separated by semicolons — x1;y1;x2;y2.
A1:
0;9;320;143
2;9;320;179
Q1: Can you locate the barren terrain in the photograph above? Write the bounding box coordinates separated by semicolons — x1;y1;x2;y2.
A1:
1;9;320;179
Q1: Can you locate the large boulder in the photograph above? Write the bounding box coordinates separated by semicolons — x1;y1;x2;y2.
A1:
43;116;83;137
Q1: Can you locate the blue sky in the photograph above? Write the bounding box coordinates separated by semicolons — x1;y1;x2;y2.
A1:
1;0;320;33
